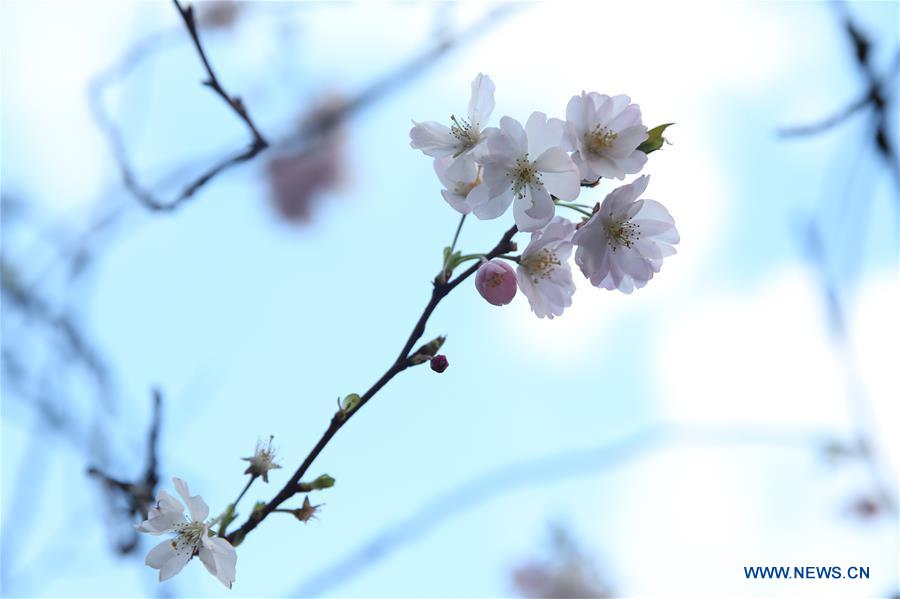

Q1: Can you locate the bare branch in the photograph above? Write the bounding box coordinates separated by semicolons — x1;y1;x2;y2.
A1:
224;225;519;546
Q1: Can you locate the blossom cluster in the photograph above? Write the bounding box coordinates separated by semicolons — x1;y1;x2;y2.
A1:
410;74;679;318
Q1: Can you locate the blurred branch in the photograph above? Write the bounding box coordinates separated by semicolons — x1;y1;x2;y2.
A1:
778;5;900;189
97;0;269;212
87;389;163;554
783;2;899;571
173;0;267;149
296;424;834;596
1;257;110;395
92;2;518;214
223;225;519;546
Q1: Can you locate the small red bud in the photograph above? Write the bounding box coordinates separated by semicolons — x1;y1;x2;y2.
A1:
430;354;449;373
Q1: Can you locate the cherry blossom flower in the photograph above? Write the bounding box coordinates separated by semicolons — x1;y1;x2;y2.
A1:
137;478;237;589
516;217;577;318
474;113;581;232
475;259;517;305
410;73;495;160
242;436;281;483
434;155;488;214
572;175;678;294
565;92;648;181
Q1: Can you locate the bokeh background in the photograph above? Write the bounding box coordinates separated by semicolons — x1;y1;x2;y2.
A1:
1;1;898;597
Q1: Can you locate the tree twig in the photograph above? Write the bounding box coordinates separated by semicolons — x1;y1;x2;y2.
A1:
224;225;519;546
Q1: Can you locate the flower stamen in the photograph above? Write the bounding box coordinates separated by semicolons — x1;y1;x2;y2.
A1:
585;125;618;156
603;216;640;251
507;155;542;200
522;247;561;284
450;114;479;155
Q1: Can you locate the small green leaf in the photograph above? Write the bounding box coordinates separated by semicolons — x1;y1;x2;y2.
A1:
638;123;674;154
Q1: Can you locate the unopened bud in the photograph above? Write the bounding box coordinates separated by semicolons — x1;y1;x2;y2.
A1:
297;473;336;492
475;259;517;306
338;393;361;419
430;354;449;373
410;335;446;365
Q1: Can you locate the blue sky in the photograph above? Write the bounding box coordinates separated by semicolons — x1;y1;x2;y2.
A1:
2;1;898;597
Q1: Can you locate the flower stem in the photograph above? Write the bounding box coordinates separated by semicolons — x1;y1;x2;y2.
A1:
234;476;255;508
442;214;467;271
454;253;486;264
554;201;594;217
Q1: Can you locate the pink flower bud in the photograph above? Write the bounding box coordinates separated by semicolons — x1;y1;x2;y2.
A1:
430;354;449;373
474;259;517;306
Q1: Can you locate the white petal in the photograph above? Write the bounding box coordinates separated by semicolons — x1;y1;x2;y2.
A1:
155;489;184;515
565;93;588;135
473;186;514;220
409;121;457;157
136;510;183;535
586;155;625;180
146;539;178;569
516;267;550;318
158;548;192;582
612;151;648;175
608;103;643;132
173;478;209;523
445;154;478;183
199;545;217;577
525;112;563;158
534;146;574;173
499;116;528;156
607;125;648;158
441;189;472;214
203;536;237;589
482;161;513;196
464;182;490;211
592;93;614;125
467;73;495;127
541;217;576;244
607;94;632;119
514;186;554;232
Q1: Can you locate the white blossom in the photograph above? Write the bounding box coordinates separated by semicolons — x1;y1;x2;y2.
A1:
516;217;577;318
433;155;489;215
475;112;581;232
410;73;495;160
573;175;678;294
137;477;237;589
565;92;648;181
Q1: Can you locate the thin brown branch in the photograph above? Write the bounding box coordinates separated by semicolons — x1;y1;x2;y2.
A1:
225;225;518;546
172;0;267;148
91;1;269;213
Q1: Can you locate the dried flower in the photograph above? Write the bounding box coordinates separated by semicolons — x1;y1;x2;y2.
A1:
292;496;322;523
242;436;282;483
